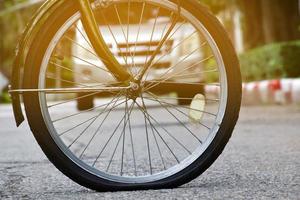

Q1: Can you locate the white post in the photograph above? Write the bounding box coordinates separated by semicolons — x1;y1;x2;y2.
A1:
0;72;8;95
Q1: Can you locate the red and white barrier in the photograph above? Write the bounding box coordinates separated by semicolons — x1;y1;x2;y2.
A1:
205;79;300;105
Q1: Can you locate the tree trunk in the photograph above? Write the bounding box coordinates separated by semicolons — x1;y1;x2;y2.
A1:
240;0;300;49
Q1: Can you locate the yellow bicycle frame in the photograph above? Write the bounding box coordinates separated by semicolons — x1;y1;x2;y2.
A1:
77;0;132;82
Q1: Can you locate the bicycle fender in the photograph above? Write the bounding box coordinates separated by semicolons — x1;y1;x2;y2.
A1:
11;0;68;127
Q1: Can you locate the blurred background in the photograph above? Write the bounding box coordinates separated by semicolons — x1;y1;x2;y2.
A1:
0;0;300;104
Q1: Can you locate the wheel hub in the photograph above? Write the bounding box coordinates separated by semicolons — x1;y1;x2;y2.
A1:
127;82;142;100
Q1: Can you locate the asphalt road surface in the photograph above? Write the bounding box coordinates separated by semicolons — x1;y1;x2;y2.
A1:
0;104;299;199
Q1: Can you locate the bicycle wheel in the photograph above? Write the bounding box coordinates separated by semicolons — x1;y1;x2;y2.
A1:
23;0;241;191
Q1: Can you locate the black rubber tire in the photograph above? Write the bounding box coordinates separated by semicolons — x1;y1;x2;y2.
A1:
22;0;241;191
77;93;94;111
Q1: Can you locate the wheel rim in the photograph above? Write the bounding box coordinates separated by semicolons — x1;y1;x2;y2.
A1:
37;0;228;183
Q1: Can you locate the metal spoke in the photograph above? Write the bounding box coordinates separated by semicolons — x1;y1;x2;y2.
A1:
59;114;99;137
137;8;164;80
106;102;134;173
106;126;124;172
50;61;101;84
151;56;214;84
145;94;213;130
145;94;202;143
92;102;134;167
126;0;132;65
113;4;135;76
92;114;125;167
75;24;94;50
143;54;213;92
144;29;197;79
52;97;126;123
48;91;106;108
46;75;89;87
13;86;129;94
128;104;137;176
71;54;110;73
141;97;158;174
132;2;146;72
135;101;191;155
140;95;166;170
148;117;166;170
146;93;216;117
144;7;160;66
98;102;135;170
161;19;186;46
59;93;123;138
142;46;203;91
64;35;98;59
171;69;218;79
79;94;125;159
99;6;133;74
143;13;173;82
142;102;153;175
67;92;125;149
120;98;129;175
147;81;220;86
144;96;219;102
135;101;180;163
136;10;179;81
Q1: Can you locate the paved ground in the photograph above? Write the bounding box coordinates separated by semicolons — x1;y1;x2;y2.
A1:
0;104;299;199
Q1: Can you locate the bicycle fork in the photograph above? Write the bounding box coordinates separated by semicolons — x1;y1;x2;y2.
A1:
77;0;180;84
77;0;132;82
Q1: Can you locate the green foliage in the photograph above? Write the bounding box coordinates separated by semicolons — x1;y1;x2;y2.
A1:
61;57;74;82
200;0;237;14
239;40;300;82
0;92;11;104
200;0;225;13
0;1;41;78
